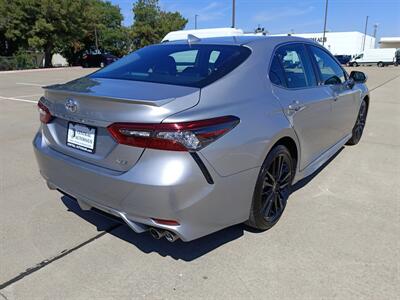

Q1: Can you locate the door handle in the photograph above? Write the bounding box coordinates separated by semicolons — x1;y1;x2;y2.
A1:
288;100;304;112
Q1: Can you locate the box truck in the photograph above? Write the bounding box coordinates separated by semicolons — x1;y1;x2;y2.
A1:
349;48;397;67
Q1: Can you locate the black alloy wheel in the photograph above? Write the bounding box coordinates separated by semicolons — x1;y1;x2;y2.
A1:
347;99;368;145
247;145;294;230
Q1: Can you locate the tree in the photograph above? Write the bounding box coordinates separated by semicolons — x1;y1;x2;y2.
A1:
0;0;187;66
62;0;128;64
29;0;87;67
0;0;127;66
0;0;86;66
131;0;187;49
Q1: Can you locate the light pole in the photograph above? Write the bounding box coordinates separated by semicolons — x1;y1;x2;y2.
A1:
362;16;369;51
195;14;198;29
322;0;329;46
232;0;236;28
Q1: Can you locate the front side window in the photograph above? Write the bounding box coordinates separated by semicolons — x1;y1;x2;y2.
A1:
355;54;363;59
310;46;346;85
90;44;251;88
272;44;317;89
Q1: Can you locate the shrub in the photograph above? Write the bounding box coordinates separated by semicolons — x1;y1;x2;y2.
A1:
0;52;38;71
14;51;37;69
0;57;16;71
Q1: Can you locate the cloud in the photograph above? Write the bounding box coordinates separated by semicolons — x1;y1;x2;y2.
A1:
253;6;315;23
197;1;229;22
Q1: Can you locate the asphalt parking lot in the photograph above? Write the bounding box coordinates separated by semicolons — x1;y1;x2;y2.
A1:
0;66;399;299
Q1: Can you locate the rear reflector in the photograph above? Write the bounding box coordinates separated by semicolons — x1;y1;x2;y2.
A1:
152;218;180;226
108;116;240;151
37;101;53;124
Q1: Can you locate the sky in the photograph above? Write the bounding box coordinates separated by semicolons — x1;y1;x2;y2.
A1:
110;0;400;40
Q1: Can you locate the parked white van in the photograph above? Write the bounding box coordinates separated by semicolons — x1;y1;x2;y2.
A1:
349;48;397;67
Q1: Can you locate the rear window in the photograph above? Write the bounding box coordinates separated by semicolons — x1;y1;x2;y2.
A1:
90;44;251;88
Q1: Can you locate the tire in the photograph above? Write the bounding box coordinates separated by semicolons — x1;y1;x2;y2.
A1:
377;62;384;67
394;61;399;67
346;99;368;146
246;145;295;231
352;62;358;67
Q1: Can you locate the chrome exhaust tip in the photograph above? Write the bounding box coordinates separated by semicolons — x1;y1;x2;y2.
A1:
149;228;165;240
165;231;179;242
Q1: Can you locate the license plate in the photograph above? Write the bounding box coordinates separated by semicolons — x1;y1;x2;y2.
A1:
67;122;96;153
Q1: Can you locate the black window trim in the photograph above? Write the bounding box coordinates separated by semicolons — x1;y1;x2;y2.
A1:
268;41;349;90
304;43;349;86
268;42;319;91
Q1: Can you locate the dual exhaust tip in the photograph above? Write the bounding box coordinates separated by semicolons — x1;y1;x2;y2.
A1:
149;227;179;242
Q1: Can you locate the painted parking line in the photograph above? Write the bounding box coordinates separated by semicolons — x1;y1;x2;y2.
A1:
0;96;37;104
15;82;46;87
0;66;82;75
15;94;43;98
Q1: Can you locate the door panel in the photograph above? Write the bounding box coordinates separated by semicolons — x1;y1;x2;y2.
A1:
329;84;359;139
272;86;335;170
308;45;359;141
269;43;336;170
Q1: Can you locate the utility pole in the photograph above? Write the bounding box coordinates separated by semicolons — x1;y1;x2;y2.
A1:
94;27;99;51
195;14;198;29
362;16;369;51
322;0;329;46
232;0;236;28
373;23;378;48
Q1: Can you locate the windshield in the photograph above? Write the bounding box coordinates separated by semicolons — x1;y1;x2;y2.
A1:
90;44;251;88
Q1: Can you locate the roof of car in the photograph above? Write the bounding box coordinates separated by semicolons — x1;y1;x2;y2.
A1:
162;35;314;46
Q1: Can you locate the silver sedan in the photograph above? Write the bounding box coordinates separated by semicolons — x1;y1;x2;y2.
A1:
33;36;369;242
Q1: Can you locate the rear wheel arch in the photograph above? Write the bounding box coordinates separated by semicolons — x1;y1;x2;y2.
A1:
363;95;370;111
273;137;298;167
264;135;299;174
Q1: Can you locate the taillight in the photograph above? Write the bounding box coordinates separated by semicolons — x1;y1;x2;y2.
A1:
107;116;240;151
37;101;53;124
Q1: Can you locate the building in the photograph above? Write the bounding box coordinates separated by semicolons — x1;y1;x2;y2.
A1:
162;29;376;57
272;31;375;56
379;37;400;49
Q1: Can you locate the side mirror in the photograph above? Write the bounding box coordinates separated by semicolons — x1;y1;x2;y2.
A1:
349;71;367;83
345;77;355;89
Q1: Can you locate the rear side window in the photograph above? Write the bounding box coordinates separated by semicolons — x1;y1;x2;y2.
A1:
309;45;346;85
269;56;286;87
271;44;317;89
90;44;251;88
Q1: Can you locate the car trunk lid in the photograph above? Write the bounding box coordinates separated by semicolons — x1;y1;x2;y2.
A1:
42;77;200;172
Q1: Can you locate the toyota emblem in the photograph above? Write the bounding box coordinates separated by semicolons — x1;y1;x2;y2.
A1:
65;98;78;113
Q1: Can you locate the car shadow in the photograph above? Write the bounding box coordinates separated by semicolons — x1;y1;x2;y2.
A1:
60;146;344;261
291;147;344;193
61;195;244;261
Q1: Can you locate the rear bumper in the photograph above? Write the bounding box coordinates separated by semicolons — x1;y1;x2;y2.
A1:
33;131;258;241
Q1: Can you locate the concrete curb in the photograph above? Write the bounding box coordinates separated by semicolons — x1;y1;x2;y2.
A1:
0;66;83;75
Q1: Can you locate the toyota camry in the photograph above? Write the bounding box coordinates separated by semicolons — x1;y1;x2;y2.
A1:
33;36;369;242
